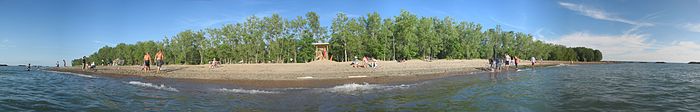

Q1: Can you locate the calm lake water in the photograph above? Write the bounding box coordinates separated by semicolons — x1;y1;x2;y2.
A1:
1;63;699;111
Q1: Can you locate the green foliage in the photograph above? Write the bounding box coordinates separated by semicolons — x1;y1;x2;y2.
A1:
572;47;603;62
75;11;602;65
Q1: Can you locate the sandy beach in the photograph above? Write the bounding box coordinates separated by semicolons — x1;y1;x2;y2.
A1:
51;59;607;88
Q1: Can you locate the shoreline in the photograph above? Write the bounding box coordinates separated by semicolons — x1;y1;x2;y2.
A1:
50;60;609;88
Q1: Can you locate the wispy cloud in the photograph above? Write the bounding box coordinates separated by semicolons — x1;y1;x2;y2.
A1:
535;28;545;39
180;15;245;29
550;1;700;62
558;2;653;27
93;40;114;46
682;23;700;33
490;17;524;30
179;10;284;30
0;38;15;49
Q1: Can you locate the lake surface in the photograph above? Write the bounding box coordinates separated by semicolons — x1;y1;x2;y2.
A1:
1;63;699;111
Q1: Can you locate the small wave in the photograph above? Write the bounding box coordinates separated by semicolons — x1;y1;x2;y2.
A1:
127;81;179;92
44;70;96;78
555;64;577;67
324;83;412;94
216;88;280;94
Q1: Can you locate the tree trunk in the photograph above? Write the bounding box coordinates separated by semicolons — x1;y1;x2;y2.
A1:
343;42;348;62
293;44;297;63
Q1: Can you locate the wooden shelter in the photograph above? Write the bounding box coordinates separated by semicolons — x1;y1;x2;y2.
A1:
312;43;330;61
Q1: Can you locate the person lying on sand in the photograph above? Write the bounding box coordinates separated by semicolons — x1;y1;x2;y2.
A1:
361;56;369;68
89;62;96;69
350;56;360;68
369;57;378;68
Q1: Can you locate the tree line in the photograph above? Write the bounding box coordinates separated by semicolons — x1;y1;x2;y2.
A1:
73;10;603;66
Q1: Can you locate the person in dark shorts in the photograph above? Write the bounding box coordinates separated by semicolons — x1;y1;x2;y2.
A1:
81;56;87;70
504;54;511;70
155;50;164;73
143;52;151;71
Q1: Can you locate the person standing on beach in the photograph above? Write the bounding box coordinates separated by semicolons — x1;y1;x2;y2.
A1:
63;59;66;67
82;56;87;70
530;57;536;68
143;52;151;72
155;50;164;73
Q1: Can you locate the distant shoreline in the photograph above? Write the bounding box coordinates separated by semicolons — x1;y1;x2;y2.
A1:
50;60;609;88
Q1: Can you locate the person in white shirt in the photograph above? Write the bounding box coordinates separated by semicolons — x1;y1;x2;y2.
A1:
530;57;536;68
504;54;511;70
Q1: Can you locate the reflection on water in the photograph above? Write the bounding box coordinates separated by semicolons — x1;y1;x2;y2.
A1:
0;63;699;111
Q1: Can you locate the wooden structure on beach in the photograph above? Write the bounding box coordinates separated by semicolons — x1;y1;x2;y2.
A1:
312;42;330;61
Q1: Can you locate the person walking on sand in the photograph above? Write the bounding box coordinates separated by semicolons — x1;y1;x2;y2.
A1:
351;56;359;68
62;59;66;67
155;50;164;72
143;52;151;72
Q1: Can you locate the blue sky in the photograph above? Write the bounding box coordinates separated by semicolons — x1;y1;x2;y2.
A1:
1;0;699;65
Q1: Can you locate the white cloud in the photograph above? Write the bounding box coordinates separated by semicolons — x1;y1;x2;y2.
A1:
626;41;700;62
553;32;700;63
682;23;700;33
555;32;652;57
558;2;653;27
552;1;700;62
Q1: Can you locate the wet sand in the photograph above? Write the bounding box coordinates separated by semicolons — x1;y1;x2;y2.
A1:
50;60;608;88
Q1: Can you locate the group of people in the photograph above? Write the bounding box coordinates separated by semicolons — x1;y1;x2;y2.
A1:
80;56;96;70
142;50;165;73
55;60;67;68
488;54;537;72
350;56;379;68
75;49;230;72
